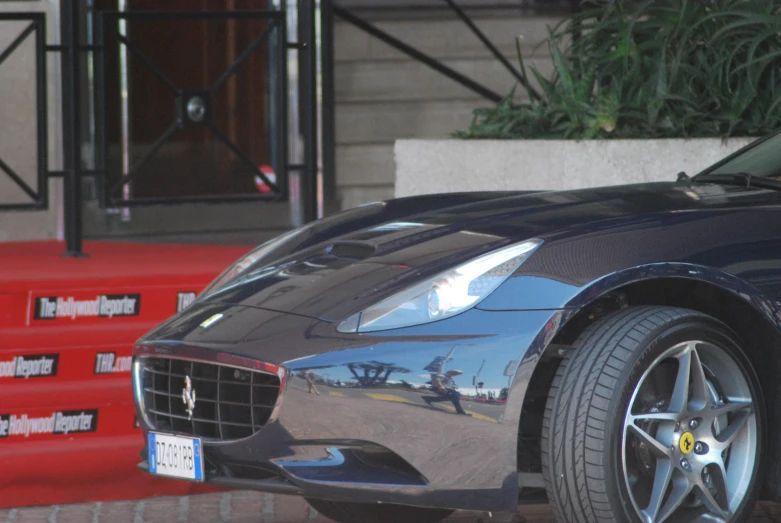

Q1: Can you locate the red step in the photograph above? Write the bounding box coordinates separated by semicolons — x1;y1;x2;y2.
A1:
0;241;251;508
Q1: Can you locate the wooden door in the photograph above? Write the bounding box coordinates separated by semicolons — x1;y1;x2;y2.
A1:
95;0;273;199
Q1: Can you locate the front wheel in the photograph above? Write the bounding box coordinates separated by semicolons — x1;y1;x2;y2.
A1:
305;498;453;523
542;306;765;523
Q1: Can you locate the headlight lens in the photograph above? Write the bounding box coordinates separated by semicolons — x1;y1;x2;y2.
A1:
199;228;304;299
338;238;542;333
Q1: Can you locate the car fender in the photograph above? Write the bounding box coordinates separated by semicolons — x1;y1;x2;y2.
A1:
501;262;781;447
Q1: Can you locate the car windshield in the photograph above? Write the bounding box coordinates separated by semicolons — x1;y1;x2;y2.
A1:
704;131;781;178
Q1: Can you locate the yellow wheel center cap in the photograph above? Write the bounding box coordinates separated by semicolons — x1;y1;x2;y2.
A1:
680;431;695;454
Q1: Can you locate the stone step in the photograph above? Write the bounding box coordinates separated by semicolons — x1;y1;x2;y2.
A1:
335;142;397;208
338;0;545;8
338;185;396;210
335;16;561;62
336;99;485;145
335;55;554;103
336;143;396;188
83;201;294;239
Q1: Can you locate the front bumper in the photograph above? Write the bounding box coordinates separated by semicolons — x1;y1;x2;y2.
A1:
133;302;562;512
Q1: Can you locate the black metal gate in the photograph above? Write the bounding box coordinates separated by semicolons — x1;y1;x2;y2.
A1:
0;13;48;212
0;0;319;256
96;10;289;206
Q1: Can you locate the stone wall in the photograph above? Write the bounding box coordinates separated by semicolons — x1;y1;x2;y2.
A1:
334;11;559;209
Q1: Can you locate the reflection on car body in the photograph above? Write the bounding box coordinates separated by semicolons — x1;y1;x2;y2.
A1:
134;130;781;523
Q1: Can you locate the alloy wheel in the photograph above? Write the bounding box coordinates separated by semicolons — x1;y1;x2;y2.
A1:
622;341;757;523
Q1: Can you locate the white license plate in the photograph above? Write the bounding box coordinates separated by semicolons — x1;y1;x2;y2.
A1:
148;432;204;481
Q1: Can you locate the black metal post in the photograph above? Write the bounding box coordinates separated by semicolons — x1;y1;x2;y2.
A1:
299;0;318;224
35;18;49;209
62;0;85;256
276;7;289;202
94;12;107;207
320;0;337;213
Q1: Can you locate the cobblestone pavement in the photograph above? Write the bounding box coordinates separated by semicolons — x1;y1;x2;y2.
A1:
2;493;781;523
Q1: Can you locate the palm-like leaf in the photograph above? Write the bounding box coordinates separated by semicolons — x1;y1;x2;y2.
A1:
459;0;781;140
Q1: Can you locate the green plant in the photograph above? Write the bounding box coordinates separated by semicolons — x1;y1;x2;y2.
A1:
457;0;781;140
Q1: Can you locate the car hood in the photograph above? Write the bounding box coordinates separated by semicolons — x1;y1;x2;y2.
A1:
199;181;775;322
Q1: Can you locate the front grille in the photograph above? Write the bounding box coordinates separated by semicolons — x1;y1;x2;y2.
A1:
139;357;280;440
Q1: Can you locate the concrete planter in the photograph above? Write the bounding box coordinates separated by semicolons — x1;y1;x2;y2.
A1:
394;138;755;197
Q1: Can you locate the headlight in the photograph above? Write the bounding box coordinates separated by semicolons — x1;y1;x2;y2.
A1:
338;239;542;333
199;227;304;299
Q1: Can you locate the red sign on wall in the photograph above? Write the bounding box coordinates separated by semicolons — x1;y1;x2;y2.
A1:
0;240;249;507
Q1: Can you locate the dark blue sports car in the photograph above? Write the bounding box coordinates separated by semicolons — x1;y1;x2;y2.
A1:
132;130;781;523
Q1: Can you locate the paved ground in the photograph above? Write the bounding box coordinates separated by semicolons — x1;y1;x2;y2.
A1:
3;493;781;523
319;386;505;423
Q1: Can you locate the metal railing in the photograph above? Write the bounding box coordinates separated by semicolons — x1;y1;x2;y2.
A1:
0;0;576;256
317;0;575;207
329;0;577;106
0;13;47;212
0;0;320;256
95;9;289;206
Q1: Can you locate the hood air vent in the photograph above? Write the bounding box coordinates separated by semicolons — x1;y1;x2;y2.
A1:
326;242;377;260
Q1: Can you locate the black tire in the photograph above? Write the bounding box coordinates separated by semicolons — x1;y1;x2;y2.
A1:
541;306;765;523
305;498;453;523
